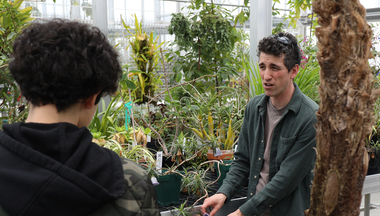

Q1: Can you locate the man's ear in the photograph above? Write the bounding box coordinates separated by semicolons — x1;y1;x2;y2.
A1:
84;92;101;109
290;64;300;80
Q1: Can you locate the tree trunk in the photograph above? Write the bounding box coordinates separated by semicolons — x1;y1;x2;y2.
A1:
306;0;380;215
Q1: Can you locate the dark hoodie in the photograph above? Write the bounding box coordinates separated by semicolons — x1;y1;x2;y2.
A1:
0;122;125;216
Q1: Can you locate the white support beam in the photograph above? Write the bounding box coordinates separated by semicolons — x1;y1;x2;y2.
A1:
250;0;272;64
155;0;161;21
92;0;108;36
92;0;110;117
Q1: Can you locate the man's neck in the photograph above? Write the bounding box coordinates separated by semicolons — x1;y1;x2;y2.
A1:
270;83;295;109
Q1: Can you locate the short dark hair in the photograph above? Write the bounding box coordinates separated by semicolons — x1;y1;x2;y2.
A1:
9;19;122;112
257;32;301;71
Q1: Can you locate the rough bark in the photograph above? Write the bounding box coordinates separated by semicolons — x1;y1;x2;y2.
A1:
306;0;380;215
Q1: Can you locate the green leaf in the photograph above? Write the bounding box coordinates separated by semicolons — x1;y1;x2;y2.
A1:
175;72;183;83
238;11;246;25
7;32;16;41
191;105;200;110
125;80;137;89
129;69;142;73
173;64;182;73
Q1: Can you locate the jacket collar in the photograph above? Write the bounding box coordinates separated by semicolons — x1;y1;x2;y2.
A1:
258;82;302;115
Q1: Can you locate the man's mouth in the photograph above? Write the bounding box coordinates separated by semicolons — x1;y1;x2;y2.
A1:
264;83;274;87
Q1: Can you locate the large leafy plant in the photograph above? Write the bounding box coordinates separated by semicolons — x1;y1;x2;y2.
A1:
166;0;243;95
122;14;164;105
0;0;33;63
0;0;33;127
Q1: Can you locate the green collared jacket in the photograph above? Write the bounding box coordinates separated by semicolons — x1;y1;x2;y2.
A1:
217;83;318;216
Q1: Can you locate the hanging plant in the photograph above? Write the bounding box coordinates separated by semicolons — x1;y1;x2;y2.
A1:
122;14;164;105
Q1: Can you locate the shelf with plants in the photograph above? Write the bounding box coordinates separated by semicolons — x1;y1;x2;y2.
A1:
6;0;380;214
0;0;33;127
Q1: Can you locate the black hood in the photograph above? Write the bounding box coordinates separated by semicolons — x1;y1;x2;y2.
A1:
0;122;125;216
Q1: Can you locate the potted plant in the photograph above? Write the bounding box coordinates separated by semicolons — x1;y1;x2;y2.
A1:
366;98;380;175
122;14;164;105
184;88;244;161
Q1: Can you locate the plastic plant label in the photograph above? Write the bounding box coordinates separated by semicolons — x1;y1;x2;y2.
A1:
151;176;159;186
147;134;151;142
214;147;223;156
183;138;186;155
156;151;163;174
234;145;238;160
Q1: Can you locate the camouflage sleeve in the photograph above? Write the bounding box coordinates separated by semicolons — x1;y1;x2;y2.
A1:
0;205;9;216
89;158;160;216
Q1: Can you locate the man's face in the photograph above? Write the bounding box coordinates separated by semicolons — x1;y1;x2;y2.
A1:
259;53;297;100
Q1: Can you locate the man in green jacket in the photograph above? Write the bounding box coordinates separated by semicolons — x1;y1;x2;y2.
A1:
201;32;318;216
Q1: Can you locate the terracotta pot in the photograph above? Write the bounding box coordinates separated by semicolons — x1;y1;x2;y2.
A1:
207;149;234;161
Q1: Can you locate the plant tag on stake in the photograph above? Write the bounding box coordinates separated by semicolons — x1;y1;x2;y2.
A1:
234;145;238;160
183;138;186;156
214;147;222;156
147;134;151;142
156;151;163;174
151;176;159;186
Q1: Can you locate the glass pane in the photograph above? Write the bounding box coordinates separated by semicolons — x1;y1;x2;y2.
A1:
360;0;380;8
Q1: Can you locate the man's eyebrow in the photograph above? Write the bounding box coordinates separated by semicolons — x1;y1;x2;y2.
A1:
259;62;282;68
270;63;284;68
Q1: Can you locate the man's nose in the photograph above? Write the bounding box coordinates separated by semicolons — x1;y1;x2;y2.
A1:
263;69;272;81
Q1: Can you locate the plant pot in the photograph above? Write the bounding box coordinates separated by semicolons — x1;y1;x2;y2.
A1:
154;172;182;206
207;149;234;161
214;160;233;188
147;138;161;157
367;150;380;175
214;160;242;192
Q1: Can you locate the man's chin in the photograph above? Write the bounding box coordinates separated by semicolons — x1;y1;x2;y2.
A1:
264;91;272;97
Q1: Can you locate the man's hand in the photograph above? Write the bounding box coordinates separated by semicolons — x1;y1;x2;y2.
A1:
227;209;244;216
200;193;227;216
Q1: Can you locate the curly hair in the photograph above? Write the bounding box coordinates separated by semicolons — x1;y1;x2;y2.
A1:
9;19;122;112
257;32;301;72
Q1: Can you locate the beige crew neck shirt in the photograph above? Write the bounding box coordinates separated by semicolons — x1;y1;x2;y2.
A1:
255;99;287;216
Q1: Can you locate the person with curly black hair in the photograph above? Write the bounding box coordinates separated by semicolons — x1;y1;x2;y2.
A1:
202;32;318;216
0;19;159;216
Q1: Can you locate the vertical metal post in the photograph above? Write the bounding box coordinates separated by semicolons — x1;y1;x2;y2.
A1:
92;0;108;37
92;0;109;117
250;0;272;64
109;0;114;26
42;1;47;18
155;0;161;21
176;1;180;13
142;0;145;23
365;194;370;216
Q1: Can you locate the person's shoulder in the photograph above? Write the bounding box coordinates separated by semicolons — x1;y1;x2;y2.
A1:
119;157;150;186
89;157;159;216
247;93;266;108
300;94;319;112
